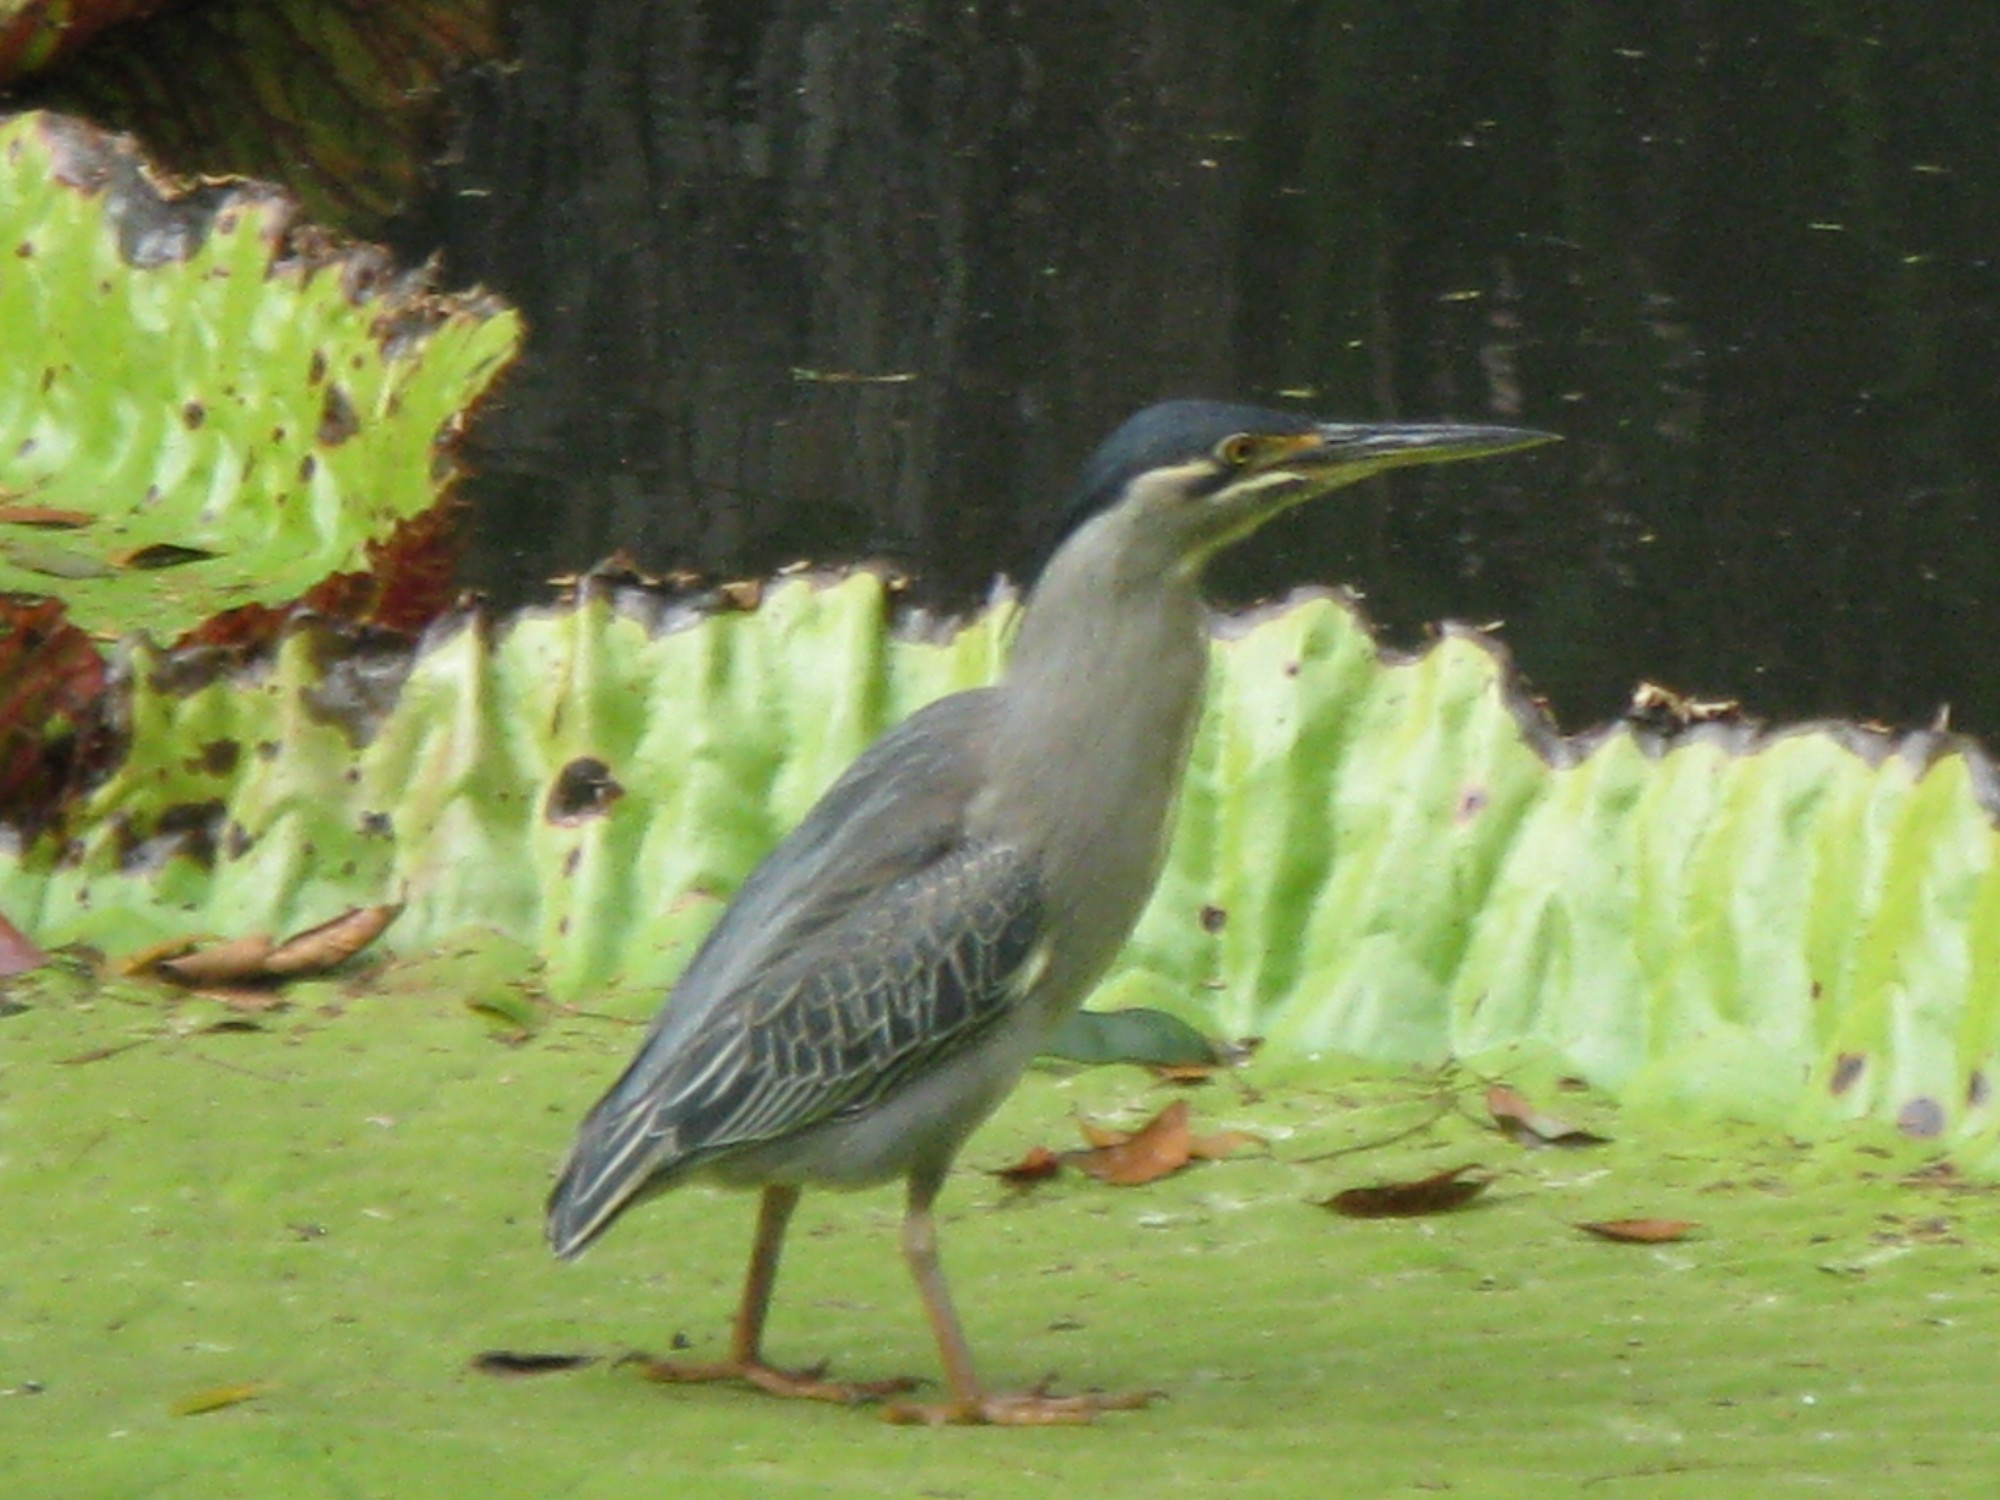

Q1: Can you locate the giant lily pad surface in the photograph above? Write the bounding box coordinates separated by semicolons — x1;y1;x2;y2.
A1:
4;570;2000;1170
5;104;2000;1495
0;110;520;638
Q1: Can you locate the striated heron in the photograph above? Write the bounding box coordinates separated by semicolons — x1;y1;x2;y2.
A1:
546;400;1555;1424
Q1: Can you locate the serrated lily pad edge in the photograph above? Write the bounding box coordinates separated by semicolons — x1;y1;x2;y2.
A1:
5;568;2000;1168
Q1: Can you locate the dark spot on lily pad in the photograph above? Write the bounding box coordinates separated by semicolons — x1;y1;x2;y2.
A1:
116;799;225;872
1198;903;1226;934
1896;1097;1946;1139
193;739;240;777
318;383;359;445
182;400;205;429
1970;1071;1991;1110
1830;1053;1866;1095
547;758;624;824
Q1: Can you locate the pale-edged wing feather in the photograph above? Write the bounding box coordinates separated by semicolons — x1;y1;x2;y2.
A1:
547;691;1039;1255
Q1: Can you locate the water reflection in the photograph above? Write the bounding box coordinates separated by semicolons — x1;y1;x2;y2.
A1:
397;1;2000;733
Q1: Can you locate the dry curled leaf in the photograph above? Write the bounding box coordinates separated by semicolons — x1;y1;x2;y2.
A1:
261;902;401;976
0;504;92;528
1321;1163;1491;1219
156;933;277;985
1486;1083;1610;1148
111;934;202;976
990;1145;1064;1187
1075;1114;1129;1151
1068;1099;1194;1185
142;903;400;987
1188;1127;1266;1161
470;1350;600;1377
1578;1218;1700;1244
0;908;46;977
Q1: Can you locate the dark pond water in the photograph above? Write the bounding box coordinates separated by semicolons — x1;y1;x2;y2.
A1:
394;2;2000;736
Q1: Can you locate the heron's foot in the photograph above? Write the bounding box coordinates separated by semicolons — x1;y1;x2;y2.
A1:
632;1354;920;1406
881;1380;1159;1427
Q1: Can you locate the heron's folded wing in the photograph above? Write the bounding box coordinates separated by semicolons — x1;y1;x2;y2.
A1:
547;836;1040;1253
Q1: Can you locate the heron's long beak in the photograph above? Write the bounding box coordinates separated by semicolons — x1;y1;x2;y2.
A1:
1188;416;1558;564
1294;421;1560;482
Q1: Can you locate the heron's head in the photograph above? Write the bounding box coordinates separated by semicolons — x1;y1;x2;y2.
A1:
1055;400;1557;580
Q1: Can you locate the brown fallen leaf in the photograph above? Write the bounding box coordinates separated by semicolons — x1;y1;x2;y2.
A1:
1075;1113;1128;1151
1321;1163;1491;1219
111;934;203;976
140;904;401;987
470;1350;600;1377
0;908;47;977
1578;1218;1700;1244
156;933;277;985
0;503;93;528
261;902;401;976
171;1380;266;1416
1068;1099;1194;1185
1486;1082;1610;1148
1188;1127;1266;1161
990;1145;1064;1187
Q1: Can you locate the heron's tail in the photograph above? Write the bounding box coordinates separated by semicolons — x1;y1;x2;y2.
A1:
544;1102;671;1259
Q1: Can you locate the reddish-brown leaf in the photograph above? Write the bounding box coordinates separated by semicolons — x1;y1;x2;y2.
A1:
0;595;112;833
0;504;93;528
1068;1099;1195;1185
1578;1218;1700;1244
990;1145;1064;1187
140;904;399;987
156;933;278;985
0;908;47;977
1486;1083;1611;1147
1188;1128;1266;1161
1321;1163;1491;1219
110;934;203;976
1075;1114;1130;1150
261;903;401;976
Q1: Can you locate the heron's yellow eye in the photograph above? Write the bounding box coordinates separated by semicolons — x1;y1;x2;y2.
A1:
1216;434;1258;468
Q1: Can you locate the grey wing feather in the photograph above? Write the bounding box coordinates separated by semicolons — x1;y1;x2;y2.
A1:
547;690;1040;1256
644;841;1040;1152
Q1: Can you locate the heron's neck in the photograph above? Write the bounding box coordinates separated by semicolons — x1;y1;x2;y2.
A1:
1006;551;1205;703
980;512;1210;986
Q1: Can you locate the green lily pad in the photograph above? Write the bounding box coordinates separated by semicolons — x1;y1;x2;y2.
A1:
5;983;1998;1494
0;110;520;639
6;573;2000;1169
